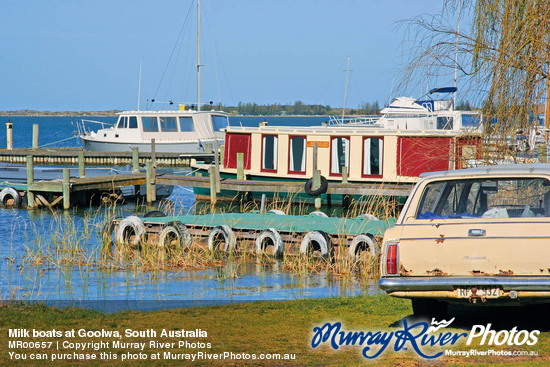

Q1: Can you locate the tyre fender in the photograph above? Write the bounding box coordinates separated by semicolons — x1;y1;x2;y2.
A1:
116;215;146;248
357;213;379;221
304;176;328;196
255;228;284;258
0;187;21;208
143;210;166;218
348;234;376;260
266;209;286;215
207;225;237;252
309;211;328;217
300;230;333;259
158;221;192;252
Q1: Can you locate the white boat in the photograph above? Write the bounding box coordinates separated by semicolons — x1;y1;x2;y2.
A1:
79;0;229;154
330;87;480;132
78;110;229;153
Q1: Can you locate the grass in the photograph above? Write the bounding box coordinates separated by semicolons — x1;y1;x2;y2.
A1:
1;295;550;366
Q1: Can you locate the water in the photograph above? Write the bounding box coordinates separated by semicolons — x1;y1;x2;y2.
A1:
0;115;373;312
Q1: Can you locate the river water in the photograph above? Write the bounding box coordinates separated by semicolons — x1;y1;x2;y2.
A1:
0;115;374;311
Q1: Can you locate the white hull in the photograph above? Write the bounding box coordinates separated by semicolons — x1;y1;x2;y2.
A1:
81;137;223;153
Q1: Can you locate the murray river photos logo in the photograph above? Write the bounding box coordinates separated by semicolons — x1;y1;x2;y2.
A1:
311;318;540;359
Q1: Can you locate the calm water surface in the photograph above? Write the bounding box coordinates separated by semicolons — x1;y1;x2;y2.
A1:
0;116;373;311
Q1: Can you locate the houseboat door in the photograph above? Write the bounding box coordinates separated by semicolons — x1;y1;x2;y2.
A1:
224;133;252;169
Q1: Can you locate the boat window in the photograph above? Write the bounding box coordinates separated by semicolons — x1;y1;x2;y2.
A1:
212;115;229;131
159;117;178;132
363;137;383;176
437;116;453;130
116;116;128;129
288;136;306;174
416;178;550;219
261;135;278;172
142;117;159;132
179;117;194;132
330;137;350;175
128;116;138;129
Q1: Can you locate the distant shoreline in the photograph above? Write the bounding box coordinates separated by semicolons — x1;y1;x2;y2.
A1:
0;111;366;118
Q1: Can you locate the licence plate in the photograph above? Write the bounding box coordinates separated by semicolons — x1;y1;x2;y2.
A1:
457;286;501;299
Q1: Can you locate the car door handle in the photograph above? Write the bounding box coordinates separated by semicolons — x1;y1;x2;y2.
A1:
468;229;486;236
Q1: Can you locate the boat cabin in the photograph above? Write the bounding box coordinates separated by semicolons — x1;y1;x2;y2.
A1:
221;125;481;184
80;110;229;153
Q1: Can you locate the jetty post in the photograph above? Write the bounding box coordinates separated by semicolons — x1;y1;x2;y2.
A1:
208;165;217;204
237;153;244;180
150;139;157;202
6;121;13;150
62;168;70;210
214;140;220;192
131;147;140;173
32;124;39;150
78;150;85;177
312;143;321;210
26;155;35;208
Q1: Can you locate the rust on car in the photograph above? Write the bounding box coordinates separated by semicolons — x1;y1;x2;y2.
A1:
498;269;514;276
426;268;447;276
435;234;445;244
400;264;411;276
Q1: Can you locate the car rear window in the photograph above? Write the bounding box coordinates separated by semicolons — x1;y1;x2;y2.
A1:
416;177;550;219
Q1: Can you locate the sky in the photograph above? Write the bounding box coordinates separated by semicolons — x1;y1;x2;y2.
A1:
0;0;454;111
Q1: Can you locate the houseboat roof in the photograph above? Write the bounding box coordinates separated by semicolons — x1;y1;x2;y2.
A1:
225;124;479;137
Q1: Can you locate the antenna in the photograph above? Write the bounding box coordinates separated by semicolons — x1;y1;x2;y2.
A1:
342;56;352;123
197;0;201;111
137;61;142;111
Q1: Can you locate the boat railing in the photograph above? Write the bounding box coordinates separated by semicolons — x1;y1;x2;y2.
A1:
328;115;380;126
75;119;114;137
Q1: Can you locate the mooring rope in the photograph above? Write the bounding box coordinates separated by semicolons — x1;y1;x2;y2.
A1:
38;136;79;148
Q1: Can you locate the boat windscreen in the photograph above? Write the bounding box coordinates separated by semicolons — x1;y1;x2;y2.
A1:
212;115;229;131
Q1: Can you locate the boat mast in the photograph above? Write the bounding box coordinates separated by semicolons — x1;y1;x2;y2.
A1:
342;56;351;122
197;0;201;111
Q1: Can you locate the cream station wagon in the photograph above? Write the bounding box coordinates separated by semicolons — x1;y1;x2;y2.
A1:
378;164;550;317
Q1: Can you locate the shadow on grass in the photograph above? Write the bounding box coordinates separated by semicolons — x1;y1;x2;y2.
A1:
390;303;550;332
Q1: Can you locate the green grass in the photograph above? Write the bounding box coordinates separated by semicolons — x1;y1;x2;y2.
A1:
1;295;549;366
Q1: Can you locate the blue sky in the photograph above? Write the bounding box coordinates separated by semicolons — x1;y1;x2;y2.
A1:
0;0;452;111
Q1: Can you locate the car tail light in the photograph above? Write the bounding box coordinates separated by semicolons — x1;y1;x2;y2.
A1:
386;243;399;275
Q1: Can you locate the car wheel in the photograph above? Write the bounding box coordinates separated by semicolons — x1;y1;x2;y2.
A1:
411;299;448;319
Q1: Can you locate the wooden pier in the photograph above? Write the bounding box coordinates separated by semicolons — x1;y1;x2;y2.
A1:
0;148;215;167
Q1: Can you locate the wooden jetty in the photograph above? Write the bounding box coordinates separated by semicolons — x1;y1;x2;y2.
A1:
0;156;412;210
0;147;215;167
106;211;396;260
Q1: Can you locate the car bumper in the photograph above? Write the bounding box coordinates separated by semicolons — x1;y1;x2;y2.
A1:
378;276;550;299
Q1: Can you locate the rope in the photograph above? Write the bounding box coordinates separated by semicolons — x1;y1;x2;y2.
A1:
38;136;79;148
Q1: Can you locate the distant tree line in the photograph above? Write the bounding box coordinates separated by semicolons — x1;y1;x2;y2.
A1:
210;100;382;116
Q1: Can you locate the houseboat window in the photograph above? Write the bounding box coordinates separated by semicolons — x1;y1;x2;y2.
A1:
142;117;159;132
288;136;306;173
212;115;229;131
128;116;138;129
330;137;350;175
262;135;278;171
179;117;194;132
363;137;383;176
159;117;178;132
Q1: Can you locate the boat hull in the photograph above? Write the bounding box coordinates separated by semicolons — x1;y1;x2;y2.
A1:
81;137;223;153
192;169;408;206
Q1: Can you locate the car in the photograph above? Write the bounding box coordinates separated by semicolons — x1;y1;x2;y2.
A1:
378;164;550;317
